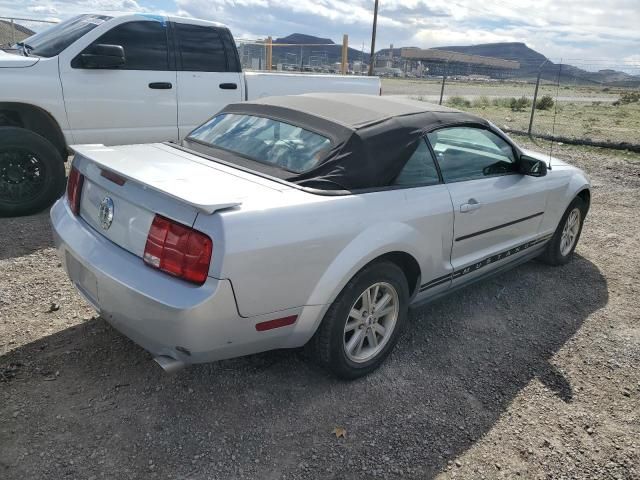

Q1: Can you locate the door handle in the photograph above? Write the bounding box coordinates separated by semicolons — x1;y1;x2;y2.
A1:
460;199;482;213
148;82;172;89
219;82;238;90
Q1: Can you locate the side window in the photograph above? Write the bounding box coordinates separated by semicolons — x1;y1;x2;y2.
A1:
427;127;516;183
175;23;228;72
394;139;440;186
76;21;169;70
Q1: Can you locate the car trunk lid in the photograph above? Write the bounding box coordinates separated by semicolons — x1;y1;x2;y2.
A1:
72;143;285;258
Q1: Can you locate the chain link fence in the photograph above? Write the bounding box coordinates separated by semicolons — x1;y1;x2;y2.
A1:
2;17;638;149
385;60;640;150
0;17;57;48
235;37;368;74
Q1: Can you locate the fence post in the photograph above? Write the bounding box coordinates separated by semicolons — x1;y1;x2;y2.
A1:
528;60;548;137
439;63;447;105
265;36;272;71
528;69;543;136
300;45;303;72
341;34;348;75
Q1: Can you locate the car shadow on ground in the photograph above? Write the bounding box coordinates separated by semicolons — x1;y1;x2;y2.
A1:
0;253;607;479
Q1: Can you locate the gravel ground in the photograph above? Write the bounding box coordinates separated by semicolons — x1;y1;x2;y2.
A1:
1;139;639;479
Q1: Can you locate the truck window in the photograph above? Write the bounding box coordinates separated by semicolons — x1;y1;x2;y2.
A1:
74;21;169;70
20;14;112;58
174;23;228;72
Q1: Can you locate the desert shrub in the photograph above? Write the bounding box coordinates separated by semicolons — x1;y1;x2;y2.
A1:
510;96;531;111
492;97;514;108
615;91;640;105
472;95;491;108
447;96;471;108
536;95;554;110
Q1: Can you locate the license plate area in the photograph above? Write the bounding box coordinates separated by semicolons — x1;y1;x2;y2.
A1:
65;250;100;311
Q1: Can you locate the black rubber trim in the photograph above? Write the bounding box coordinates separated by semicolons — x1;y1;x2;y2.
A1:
419;233;552;292
149;82;172;89
455;211;544;242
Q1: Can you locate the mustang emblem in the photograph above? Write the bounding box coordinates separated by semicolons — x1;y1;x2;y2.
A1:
98;196;114;230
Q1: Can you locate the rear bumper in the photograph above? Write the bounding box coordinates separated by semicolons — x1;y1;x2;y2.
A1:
50;199;318;365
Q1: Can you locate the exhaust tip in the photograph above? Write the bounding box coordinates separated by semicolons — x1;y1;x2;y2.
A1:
154;355;186;374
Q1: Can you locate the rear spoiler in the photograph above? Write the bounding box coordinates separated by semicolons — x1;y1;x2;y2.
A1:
71;144;243;214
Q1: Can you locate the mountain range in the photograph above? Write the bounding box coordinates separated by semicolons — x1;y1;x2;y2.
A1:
273;34;639;86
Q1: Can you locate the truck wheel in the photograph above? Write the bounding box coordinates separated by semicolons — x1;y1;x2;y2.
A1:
0;127;66;217
309;261;409;379
539;196;587;266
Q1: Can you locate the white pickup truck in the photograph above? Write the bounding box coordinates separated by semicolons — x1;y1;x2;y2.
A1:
0;13;380;216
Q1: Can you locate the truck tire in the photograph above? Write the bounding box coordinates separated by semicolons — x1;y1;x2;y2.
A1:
308;261;409;379
0;127;66;217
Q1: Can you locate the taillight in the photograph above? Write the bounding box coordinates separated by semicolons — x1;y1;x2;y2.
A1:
67;167;84;215
143;214;213;285
100;168;126;186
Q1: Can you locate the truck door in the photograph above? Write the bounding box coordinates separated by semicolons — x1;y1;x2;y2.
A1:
58;18;178;145
171;21;243;139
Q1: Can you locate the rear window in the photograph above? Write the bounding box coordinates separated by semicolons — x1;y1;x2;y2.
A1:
187;114;332;173
175;23;228;72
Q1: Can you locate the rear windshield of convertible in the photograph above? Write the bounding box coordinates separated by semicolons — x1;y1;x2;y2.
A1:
187;113;332;173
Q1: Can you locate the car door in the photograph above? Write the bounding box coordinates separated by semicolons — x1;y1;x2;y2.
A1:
172;21;243;139
427;126;548;286
59;18;178;145
391;139;455;301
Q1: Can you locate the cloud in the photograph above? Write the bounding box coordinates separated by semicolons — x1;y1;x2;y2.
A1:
4;0;639;71
172;0;639;69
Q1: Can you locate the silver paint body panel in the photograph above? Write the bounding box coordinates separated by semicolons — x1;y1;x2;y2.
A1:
51;142;590;365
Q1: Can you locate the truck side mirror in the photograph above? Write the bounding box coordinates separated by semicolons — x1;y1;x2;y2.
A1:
519;154;548;177
79;44;125;69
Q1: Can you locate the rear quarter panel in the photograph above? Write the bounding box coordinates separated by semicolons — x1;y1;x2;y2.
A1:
197;184;454;318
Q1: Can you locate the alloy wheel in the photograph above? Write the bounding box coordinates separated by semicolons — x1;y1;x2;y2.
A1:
560;207;581;256
343;282;399;363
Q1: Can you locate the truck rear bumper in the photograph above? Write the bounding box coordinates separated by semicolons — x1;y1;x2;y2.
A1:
50;198;319;367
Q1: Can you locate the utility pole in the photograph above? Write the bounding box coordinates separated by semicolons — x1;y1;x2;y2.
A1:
368;0;379;76
341;34;348;75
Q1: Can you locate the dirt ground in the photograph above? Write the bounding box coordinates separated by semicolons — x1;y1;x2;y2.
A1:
1;138;639;479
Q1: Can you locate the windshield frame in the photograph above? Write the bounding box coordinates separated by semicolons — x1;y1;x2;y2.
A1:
19;14;113;58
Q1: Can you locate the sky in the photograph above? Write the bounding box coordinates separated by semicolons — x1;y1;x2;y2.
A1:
3;0;639;71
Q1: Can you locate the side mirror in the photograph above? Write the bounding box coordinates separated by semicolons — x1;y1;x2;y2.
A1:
519;154;548;177
80;44;125;69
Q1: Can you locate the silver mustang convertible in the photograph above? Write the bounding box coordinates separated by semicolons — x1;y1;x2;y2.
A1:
51;94;590;378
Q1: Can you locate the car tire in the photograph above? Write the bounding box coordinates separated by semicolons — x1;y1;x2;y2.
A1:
309;261;409;379
539;196;587;266
0;127;66;217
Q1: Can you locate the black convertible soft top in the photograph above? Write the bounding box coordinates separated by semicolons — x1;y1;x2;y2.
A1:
187;93;493;191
